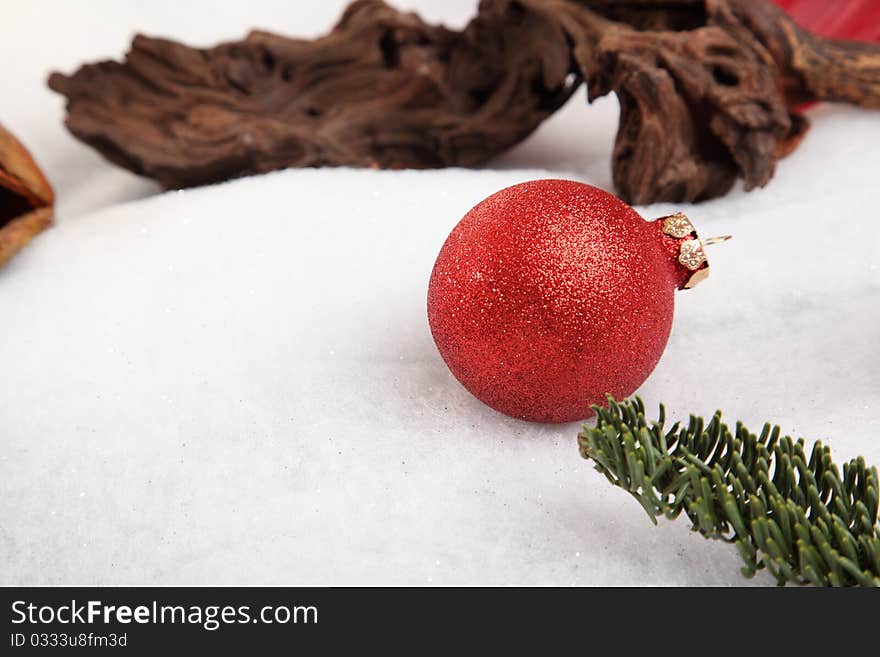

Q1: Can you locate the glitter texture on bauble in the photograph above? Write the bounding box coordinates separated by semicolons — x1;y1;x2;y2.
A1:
427;179;709;423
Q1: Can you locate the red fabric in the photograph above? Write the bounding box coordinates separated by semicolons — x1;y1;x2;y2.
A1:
772;0;880;41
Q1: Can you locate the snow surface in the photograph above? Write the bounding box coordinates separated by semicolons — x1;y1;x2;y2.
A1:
1;1;878;585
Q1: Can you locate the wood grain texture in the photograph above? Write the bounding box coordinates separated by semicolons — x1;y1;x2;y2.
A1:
49;0;880;204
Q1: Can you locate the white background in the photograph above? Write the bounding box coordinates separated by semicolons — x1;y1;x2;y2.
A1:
1;1;878;585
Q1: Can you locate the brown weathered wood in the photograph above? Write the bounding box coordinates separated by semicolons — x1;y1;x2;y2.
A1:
48;0;880;204
48;1;579;189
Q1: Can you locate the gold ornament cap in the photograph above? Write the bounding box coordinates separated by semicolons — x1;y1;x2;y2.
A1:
658;212;730;289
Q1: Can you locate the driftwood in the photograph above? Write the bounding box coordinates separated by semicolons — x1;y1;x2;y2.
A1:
0;124;53;269
49;0;880;204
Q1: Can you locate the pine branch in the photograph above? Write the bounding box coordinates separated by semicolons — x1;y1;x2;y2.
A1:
578;396;880;586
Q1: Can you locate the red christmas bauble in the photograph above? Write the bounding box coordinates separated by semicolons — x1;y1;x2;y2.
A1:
427;179;710;423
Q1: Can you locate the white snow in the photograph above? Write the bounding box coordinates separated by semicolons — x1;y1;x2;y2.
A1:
1;1;878;585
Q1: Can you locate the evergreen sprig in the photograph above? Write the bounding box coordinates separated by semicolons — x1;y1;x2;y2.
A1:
578;396;880;586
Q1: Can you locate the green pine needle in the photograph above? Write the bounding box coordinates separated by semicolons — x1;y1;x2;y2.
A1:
578;396;880;587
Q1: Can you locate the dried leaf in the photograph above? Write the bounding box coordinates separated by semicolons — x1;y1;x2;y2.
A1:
0;124;54;269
